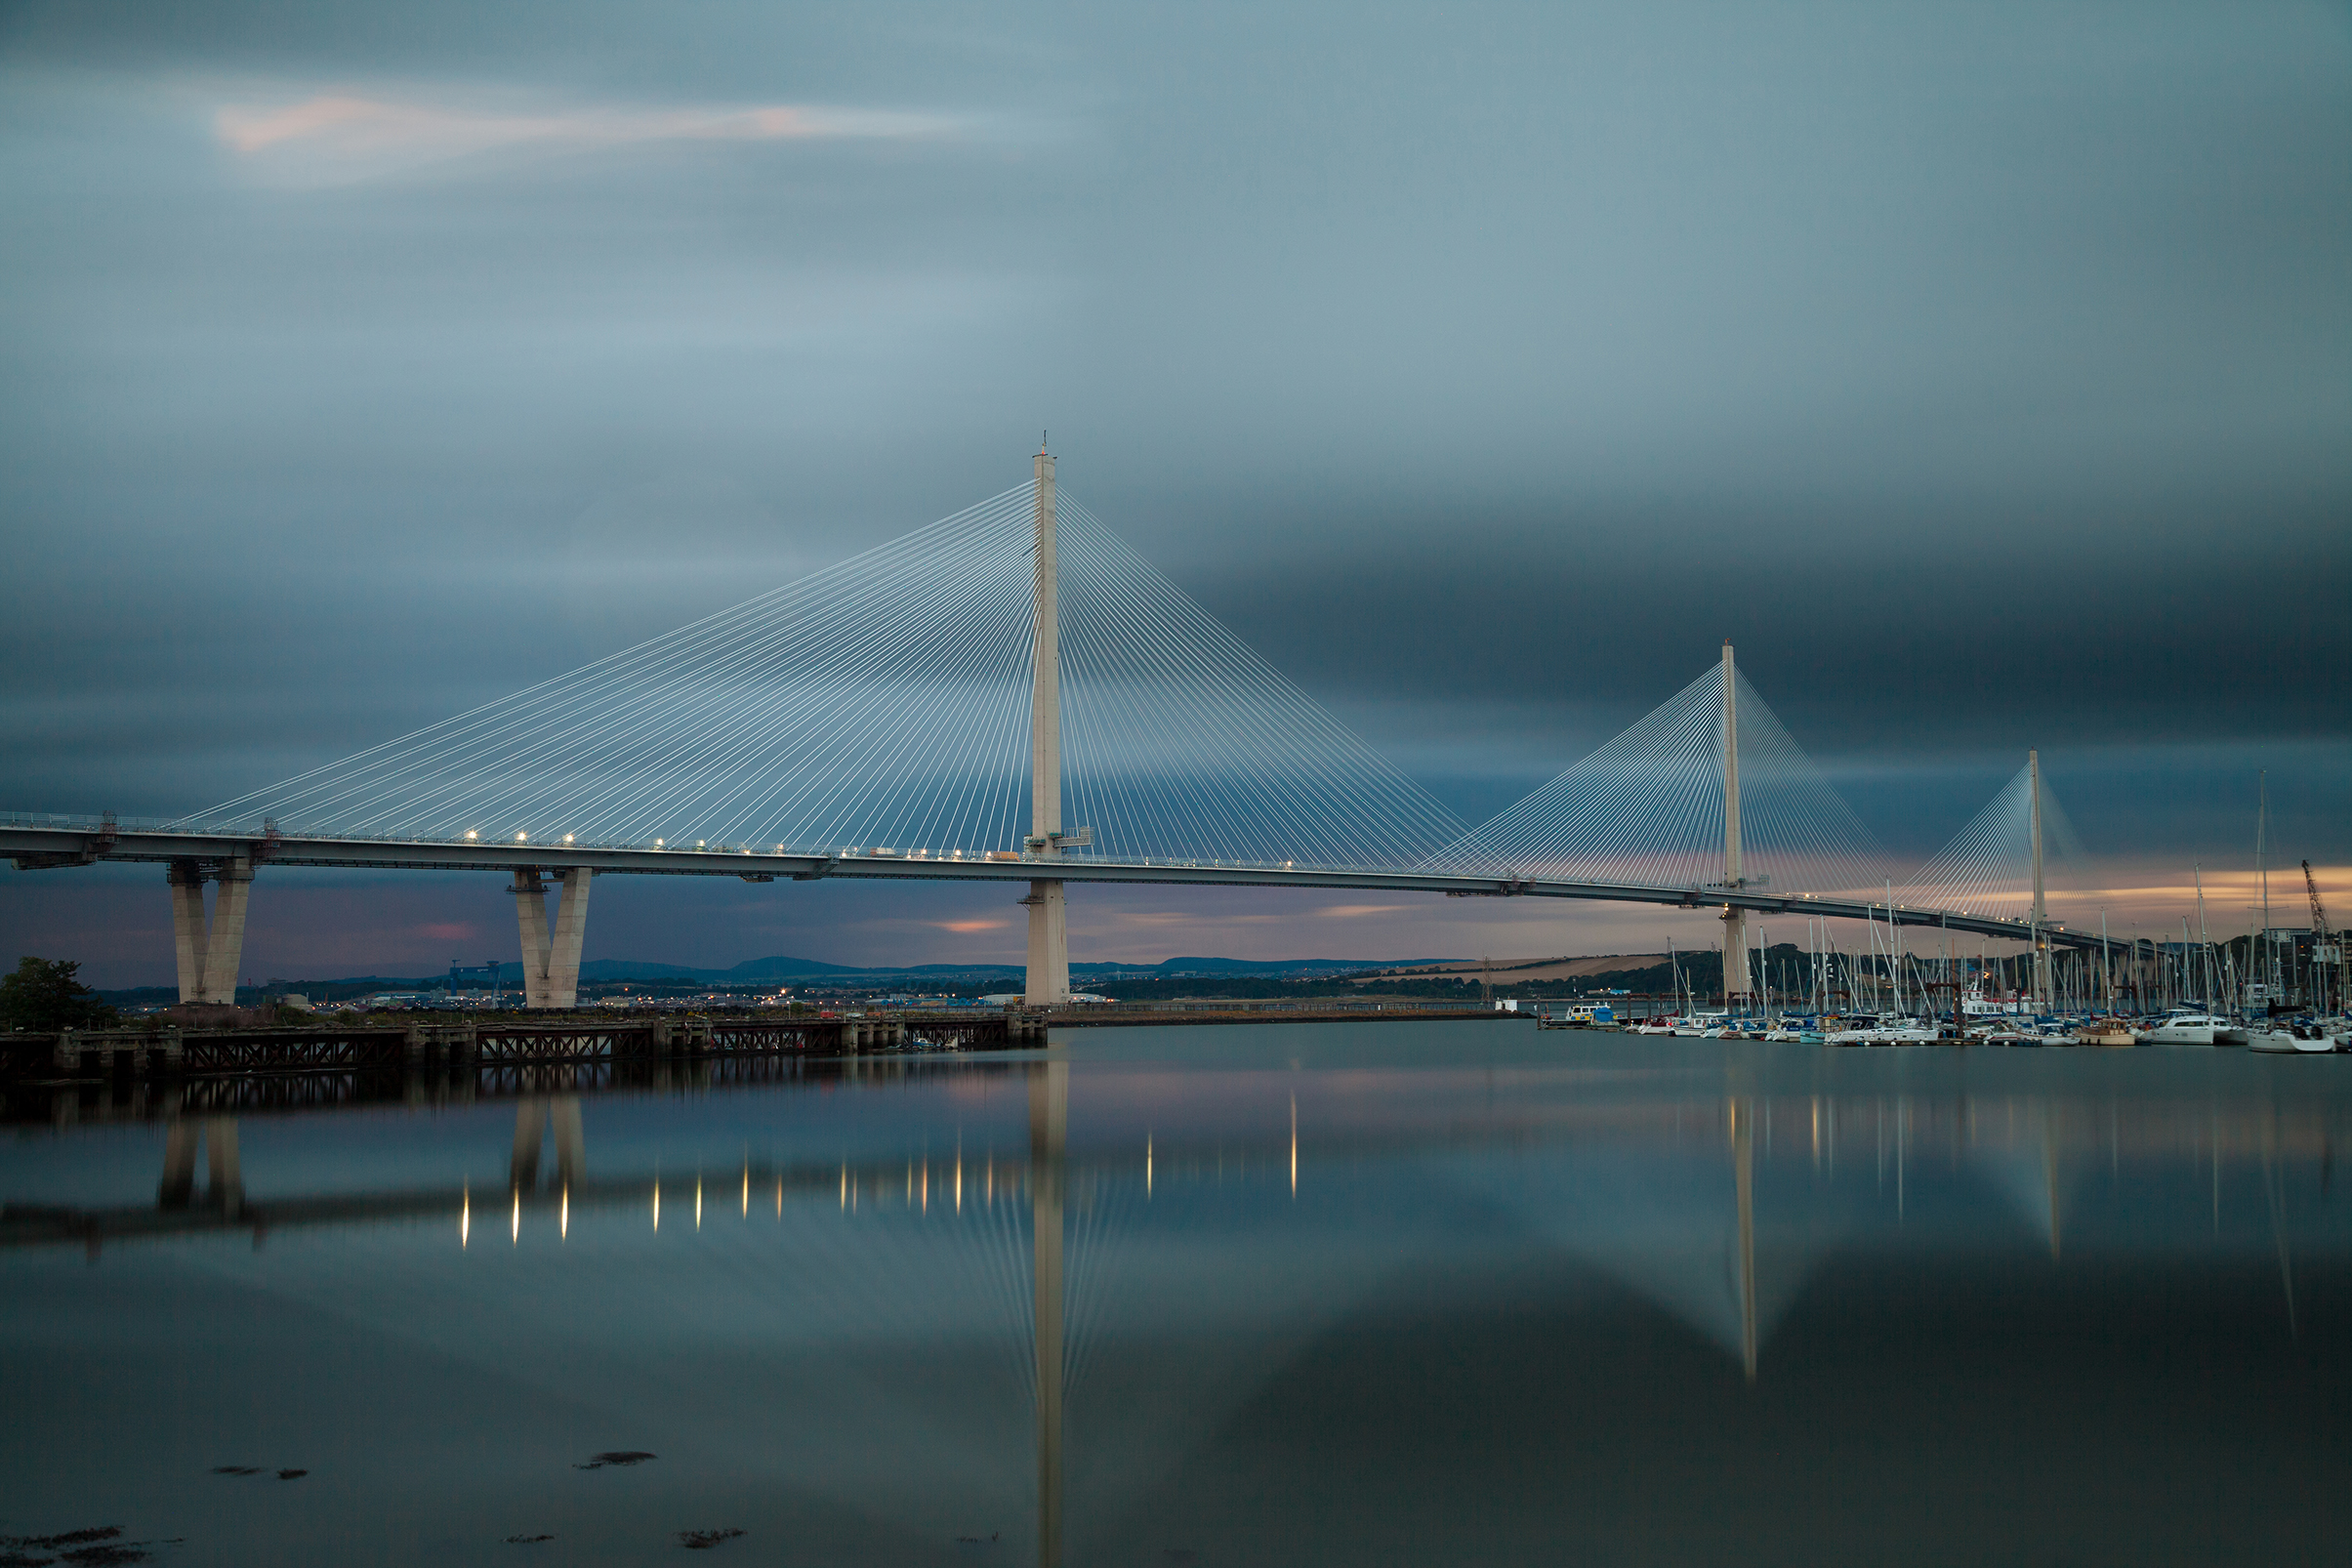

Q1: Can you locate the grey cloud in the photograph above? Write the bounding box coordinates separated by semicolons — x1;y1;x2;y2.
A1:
1;0;2344;972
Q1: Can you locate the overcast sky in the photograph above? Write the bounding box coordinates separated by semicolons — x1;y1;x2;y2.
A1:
2;1;2345;983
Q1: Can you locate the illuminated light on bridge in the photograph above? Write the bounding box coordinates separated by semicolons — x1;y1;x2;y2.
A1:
1;444;2096;1009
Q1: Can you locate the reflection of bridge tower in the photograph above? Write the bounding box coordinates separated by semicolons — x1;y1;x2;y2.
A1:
510;1096;585;1192
158;1116;243;1216
1721;642;1753;1002
1030;1060;1067;1568
1731;1097;1756;1381
1024;442;1070;1007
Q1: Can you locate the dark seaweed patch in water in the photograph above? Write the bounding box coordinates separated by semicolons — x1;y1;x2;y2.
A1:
0;1531;159;1567
275;1469;307;1481
210;1466;264;1476
504;1536;555;1546
573;1451;657;1470
953;1534;999;1550
677;1529;744;1550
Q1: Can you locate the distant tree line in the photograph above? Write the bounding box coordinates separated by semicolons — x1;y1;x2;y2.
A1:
2;957;118;1031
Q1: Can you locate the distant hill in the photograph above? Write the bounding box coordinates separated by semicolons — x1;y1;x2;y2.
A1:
582;954;1428;982
110;954;1439;999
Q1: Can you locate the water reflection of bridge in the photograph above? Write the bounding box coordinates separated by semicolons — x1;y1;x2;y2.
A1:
8;1074;2341;1259
4;1062;2345;1566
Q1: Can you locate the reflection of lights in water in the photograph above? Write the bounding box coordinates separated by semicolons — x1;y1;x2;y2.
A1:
560;1186;568;1240
653;1181;661;1230
461;1188;470;1248
776;1176;784;1217
695;1178;703;1228
955;1157;963;1213
511;1191;519;1245
986;1161;994;1204
1291;1095;1299;1196
742;1166;749;1217
839;1164;846;1210
922;1163;928;1214
1147;1135;1153;1197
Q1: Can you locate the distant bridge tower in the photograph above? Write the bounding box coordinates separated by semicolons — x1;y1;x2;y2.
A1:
2029;748;2048;1011
1720;641;1753;1003
1022;440;1071;1006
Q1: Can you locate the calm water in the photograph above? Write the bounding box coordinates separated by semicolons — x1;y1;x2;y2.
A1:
4;1024;2348;1566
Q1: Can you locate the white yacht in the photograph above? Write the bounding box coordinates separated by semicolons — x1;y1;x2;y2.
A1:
2139;1011;2231;1047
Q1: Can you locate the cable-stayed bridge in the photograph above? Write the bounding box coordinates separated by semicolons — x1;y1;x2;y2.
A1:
2;446;2103;1008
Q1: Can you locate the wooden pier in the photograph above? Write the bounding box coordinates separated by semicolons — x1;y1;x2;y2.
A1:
4;1011;1051;1083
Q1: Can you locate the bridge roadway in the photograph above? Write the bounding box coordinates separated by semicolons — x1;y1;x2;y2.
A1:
3;822;2125;953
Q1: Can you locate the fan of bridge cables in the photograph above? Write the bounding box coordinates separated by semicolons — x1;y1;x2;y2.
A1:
176;482;1466;871
1421;659;1888;896
1899;760;2091;922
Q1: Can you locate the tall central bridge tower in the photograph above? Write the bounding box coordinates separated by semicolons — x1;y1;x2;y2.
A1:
1023;439;1070;1005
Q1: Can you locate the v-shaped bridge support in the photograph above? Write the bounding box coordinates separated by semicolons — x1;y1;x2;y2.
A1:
167;857;253;1005
512;867;593;1010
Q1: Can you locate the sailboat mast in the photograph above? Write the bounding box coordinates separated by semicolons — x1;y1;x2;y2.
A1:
2256;770;2273;1004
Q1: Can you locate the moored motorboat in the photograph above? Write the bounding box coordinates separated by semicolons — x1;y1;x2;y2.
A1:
2139;1011;2230;1047
2073;1022;2136;1047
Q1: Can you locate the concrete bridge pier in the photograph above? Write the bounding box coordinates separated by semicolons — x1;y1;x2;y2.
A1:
168;856;253;1005
512;867;593;1009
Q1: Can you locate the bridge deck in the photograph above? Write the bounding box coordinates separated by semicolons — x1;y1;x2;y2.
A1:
1;824;2113;951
